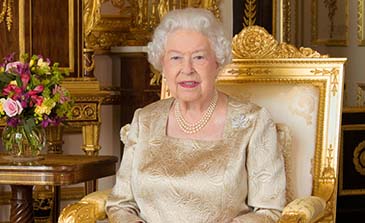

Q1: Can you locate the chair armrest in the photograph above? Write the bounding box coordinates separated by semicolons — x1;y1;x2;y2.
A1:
58;189;112;223
279;196;326;223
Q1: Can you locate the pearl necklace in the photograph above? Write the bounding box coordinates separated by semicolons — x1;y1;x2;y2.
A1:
174;91;218;134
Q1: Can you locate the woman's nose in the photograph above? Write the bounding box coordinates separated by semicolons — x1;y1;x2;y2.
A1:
181;58;194;74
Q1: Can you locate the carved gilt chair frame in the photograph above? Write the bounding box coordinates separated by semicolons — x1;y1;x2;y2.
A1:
216;26;346;223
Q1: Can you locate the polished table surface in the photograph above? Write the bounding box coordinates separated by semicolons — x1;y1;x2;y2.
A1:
0;153;118;185
0;153;118;223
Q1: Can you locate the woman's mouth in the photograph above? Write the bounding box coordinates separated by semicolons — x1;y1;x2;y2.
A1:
179;81;199;88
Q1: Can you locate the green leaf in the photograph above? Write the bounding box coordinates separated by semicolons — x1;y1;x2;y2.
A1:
0;72;16;83
16;75;22;87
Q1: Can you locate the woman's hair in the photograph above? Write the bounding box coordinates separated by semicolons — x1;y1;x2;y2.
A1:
147;7;232;71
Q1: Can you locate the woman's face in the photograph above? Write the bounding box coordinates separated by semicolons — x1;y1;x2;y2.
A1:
161;29;219;104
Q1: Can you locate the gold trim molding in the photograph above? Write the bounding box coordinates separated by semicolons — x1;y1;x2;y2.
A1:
311;68;339;96
0;0;13;31
357;0;365;45
243;0;257;27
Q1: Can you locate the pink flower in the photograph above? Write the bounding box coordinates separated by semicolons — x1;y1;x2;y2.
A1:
52;85;70;104
33;85;44;93
20;73;30;87
5;61;22;73
28;85;44;96
3;98;23;117
30;95;43;106
2;84;21;97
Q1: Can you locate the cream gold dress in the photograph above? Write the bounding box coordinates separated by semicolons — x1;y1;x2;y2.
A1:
106;96;286;223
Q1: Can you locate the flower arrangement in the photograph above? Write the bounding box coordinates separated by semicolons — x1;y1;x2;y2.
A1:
0;53;73;156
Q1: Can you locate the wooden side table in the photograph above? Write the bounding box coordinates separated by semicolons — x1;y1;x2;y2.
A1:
0;153;118;223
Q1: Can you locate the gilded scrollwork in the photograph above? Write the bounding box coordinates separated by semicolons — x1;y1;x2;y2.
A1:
232;26;327;59
310;68;339;96
83;0;104;37
353;140;365;175
71;103;97;121
110;0;127;8
83;0;222;49
356;84;365;106
201;0;221;18
357;0;364;45
83;49;95;77
317;144;336;223
0;0;13;31
243;0;257;27
226;68;271;76
158;0;170;19
84;0;129;49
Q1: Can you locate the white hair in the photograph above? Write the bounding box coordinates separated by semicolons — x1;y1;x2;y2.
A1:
147;7;232;71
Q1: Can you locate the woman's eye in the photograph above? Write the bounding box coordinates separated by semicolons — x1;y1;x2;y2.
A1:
193;55;205;60
170;56;181;60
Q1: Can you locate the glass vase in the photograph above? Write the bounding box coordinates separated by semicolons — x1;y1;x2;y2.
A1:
2;125;46;162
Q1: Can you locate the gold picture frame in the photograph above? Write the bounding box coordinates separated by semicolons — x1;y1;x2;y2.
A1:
18;0;78;73
281;0;300;45
357;0;365;45
312;0;349;46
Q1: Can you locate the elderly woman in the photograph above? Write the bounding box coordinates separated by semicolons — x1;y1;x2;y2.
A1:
106;8;286;223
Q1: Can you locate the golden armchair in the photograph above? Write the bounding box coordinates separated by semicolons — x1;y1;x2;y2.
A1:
59;26;346;223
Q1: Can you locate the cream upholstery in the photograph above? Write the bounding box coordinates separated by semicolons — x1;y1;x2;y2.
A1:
218;84;317;200
59;26;346;223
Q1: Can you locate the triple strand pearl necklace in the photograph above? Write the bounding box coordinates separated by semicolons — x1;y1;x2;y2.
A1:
174;91;218;134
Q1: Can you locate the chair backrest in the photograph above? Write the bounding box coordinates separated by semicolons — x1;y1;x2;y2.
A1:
159;25;345;222
215;25;346;222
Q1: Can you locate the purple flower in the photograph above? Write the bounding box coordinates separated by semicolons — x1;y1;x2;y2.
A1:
1;52;16;67
5;61;23;73
5;61;30;76
41;119;50;128
6;117;20;127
